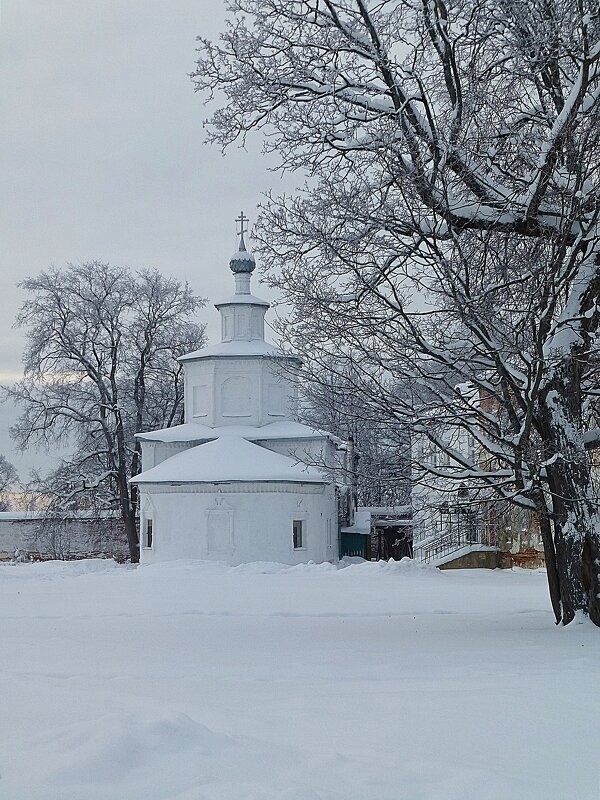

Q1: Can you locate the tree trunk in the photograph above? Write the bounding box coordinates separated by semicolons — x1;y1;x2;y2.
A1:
117;450;139;563
582;534;600;627
539;371;600;625
114;415;139;563
548;463;600;625
119;488;139;564
535;504;562;625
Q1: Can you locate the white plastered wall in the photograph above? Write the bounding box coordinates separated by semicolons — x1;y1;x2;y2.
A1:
138;481;338;565
183;357;298;427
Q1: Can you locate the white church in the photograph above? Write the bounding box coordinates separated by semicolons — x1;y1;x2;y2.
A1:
131;218;341;565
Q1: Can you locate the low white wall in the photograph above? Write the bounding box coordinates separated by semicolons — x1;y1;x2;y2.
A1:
138;482;338;566
0;514;126;560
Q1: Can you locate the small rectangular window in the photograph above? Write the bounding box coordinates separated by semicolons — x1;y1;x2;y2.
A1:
145;518;153;548
293;519;304;549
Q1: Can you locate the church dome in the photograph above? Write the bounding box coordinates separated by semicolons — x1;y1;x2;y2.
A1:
229;212;256;274
229;244;256;274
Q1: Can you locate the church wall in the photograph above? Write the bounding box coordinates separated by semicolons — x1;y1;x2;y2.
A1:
183;357;299;427
140;440;198;472
220;304;266;342
184;359;217;424
256;438;337;471
140;441;156;472
260;360;299;424
138;482;338;566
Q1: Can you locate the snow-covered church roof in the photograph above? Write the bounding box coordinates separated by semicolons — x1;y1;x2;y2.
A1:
135;420;339;445
131;436;327;485
179;339;290;361
214;292;269;308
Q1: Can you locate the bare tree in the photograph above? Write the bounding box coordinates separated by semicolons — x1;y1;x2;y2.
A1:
0;454;18;511
24;462;125;560
6;261;205;562
301;363;410;507
195;0;600;625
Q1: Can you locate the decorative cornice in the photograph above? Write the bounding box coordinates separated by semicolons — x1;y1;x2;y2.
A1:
136;481;327;495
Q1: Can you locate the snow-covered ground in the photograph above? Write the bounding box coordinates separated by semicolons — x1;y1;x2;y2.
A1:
0;558;598;800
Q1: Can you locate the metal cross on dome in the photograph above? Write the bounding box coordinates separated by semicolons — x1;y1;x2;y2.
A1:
236;211;248;249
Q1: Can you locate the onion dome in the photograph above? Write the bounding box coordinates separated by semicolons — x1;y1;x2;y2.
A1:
229;211;256;274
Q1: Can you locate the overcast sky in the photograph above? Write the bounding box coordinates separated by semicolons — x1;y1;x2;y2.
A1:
0;1;290;475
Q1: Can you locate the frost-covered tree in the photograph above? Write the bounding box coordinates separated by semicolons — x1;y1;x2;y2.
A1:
195;0;600;625
300;362;410;507
0;454;18;511
7;262;205;562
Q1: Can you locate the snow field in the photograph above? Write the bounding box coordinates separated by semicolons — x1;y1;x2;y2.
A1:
0;558;598;799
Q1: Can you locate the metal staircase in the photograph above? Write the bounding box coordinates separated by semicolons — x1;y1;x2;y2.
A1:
413;506;497;565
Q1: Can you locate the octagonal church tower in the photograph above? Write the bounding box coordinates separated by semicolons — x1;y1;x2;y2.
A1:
179;223;300;427
132;216;341;566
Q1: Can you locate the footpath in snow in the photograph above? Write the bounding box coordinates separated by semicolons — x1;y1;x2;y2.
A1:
0;557;598;800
